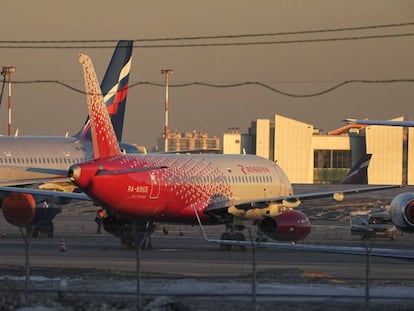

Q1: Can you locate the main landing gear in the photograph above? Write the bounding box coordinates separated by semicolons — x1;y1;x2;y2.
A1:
219;218;270;250
32;221;54;238
121;221;156;249
103;216;155;249
219;218;247;250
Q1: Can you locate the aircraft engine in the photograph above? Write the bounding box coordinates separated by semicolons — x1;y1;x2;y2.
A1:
258;210;311;242
1;193;60;227
389;192;414;233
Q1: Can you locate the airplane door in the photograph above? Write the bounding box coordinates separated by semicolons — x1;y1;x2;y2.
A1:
149;172;160;199
274;165;283;195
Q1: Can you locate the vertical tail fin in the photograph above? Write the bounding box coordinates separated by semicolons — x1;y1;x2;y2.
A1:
79;54;121;159
76;40;133;141
340;154;372;184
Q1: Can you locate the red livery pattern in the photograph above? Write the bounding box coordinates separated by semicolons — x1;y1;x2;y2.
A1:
74;155;237;223
79;54;121;159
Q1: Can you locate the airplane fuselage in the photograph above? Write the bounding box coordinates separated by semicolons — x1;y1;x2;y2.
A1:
0;136;139;182
70;153;294;224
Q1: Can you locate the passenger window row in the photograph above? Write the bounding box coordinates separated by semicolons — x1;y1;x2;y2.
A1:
167;175;273;184
0;157;87;165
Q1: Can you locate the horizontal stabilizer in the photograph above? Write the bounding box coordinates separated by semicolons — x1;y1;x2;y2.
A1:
0;165;68;177
96;165;168;176
0;186;90;201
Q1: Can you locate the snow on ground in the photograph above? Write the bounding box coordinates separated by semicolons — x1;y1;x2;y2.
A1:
3;271;414;299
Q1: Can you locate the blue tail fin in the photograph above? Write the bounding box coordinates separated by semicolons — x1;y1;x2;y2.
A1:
75;40;133;141
340;154;372;184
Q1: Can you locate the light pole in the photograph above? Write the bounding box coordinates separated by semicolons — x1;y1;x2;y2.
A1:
161;69;173;152
1;66;16;136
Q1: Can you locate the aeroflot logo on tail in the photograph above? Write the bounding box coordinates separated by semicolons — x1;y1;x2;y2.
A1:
237;165;270;175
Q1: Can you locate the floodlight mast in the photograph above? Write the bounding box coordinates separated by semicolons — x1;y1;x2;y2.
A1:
161;68;173;152
1;66;16;136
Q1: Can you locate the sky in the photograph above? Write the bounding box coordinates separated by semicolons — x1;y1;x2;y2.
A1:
0;1;414;149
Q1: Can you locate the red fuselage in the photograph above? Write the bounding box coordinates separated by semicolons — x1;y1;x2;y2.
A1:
69;153;293;224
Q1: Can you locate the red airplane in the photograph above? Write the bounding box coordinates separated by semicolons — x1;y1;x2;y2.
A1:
0;54;398;249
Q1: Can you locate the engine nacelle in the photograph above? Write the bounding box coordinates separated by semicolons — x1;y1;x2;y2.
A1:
1;193;61;227
258;210;311;242
389;192;414;233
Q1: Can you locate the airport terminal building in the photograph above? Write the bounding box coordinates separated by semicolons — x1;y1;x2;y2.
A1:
156;130;221;153
223;115;413;185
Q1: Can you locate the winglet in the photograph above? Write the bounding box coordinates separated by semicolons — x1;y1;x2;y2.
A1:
79;53;121;159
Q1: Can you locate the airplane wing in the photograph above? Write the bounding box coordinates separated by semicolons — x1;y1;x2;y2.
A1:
204;184;402;213
188;201;414;260
208;237;414;259
344;118;414;127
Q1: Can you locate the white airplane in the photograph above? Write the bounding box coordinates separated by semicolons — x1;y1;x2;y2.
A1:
0;40;138;232
345;118;414;234
0;52;406;261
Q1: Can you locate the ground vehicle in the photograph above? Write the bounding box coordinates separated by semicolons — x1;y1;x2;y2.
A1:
350;211;397;241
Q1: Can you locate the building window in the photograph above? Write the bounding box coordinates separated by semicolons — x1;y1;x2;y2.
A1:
313;149;351;184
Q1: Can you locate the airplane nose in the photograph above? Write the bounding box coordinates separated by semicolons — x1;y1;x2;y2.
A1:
68;165;81;182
